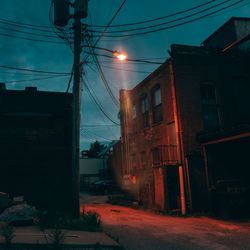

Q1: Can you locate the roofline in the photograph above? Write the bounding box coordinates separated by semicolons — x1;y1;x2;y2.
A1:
0;88;73;96
202;17;250;45
131;60;169;93
222;33;250;52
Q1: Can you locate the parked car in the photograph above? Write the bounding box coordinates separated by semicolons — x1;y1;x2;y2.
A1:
90;180;117;195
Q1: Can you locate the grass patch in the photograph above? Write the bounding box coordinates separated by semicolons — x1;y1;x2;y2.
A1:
36;209;102;232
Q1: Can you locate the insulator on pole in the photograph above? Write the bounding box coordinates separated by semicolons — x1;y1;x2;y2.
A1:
75;0;89;18
54;0;70;27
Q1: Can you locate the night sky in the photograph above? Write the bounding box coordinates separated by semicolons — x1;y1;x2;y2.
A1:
0;0;249;150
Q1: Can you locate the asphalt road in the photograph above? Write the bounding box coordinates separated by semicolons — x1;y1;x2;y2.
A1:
80;194;250;250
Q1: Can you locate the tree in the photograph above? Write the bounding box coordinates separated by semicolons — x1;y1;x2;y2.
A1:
88;141;106;158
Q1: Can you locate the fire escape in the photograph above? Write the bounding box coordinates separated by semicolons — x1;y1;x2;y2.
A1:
151;145;178;167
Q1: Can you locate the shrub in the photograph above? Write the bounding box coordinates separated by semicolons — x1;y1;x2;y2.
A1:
36;210;102;232
0;223;15;249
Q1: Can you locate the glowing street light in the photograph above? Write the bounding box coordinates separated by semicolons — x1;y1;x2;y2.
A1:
113;51;127;61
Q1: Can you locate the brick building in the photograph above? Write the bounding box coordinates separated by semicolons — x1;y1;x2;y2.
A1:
117;17;250;216
0;84;76;212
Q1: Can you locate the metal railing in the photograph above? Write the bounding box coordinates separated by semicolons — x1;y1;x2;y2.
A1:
151;145;178;167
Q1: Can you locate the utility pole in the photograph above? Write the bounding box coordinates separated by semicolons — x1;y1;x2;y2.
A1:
72;13;82;218
54;0;89;217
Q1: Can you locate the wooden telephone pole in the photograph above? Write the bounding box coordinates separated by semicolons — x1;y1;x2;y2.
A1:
54;0;89;217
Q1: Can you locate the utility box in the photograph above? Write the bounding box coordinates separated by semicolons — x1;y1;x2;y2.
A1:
54;0;70;27
75;0;89;18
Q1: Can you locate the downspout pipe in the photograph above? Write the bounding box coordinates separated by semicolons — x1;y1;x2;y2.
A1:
169;59;186;216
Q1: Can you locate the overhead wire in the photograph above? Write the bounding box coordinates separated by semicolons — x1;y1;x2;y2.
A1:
81;124;119;127
80;130;97;142
88;0;233;34
65;68;74;93
86;40;120;108
87;0;217;28
85;51;164;64
0;32;65;44
0;65;70;75
89;0;244;38
0;17;53;29
83;74;120;126
0;19;57;33
0;26;59;38
80;0;127;114
4;74;68;84
80;128;113;142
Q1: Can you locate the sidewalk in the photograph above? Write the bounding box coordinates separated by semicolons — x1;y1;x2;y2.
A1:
0;226;121;249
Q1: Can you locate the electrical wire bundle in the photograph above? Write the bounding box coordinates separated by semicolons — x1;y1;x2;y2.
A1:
86;0;245;38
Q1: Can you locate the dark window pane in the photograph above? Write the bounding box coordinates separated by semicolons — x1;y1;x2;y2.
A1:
203;106;219;129
201;84;216;104
141;95;149;127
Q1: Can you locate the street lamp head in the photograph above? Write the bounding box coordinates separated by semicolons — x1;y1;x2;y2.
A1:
113;51;127;61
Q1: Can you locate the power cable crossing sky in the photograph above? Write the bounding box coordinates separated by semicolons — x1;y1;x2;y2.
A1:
0;0;249;148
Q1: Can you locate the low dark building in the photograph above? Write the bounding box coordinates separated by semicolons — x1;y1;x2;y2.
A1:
116;17;250;217
0;84;75;212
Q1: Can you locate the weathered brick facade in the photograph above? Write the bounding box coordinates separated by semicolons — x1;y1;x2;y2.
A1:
117;18;250;216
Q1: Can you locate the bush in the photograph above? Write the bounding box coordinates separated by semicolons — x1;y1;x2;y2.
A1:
36;209;102;232
0;223;15;249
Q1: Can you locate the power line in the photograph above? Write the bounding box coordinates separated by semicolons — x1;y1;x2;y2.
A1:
82;75;119;139
89;0;244;38
88;0;232;34
86;38;120;108
85;51;164;64
4;74;68;84
0;20;57;34
66;68;74;93
92;0;127;44
88;0;216;28
97;64;152;74
0;70;64;77
80;130;97;142
80;128;113;142
81;124;119;127
0;65;70;75
82;0;127;64
0;17;53;29
83;76;120;126
0;26;59;38
0;32;65;44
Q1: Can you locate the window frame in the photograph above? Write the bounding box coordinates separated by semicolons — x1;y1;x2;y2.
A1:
152;84;163;123
200;82;220;130
141;94;149;128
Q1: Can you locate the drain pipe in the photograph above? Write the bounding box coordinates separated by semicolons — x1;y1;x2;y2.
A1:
169;59;186;216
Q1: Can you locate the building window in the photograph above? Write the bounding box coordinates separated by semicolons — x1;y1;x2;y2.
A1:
201;84;216;105
152;85;163;123
132;104;137;133
141;94;149;127
200;83;220;129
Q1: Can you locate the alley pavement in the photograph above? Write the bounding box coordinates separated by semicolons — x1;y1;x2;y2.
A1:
80;194;250;250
